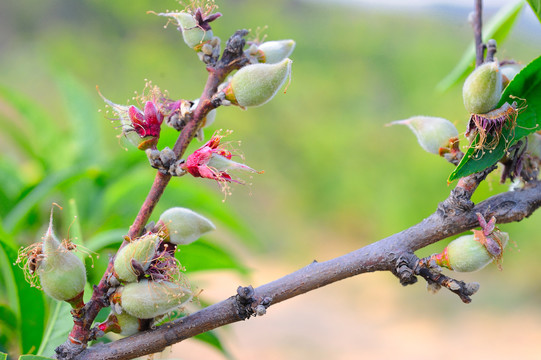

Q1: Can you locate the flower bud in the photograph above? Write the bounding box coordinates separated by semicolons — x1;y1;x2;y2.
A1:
224;58;292;108
435;231;509;272
114;234;160;283
114;280;192;319
159;207;215;245
387;116;459;154
463;61;503;114
255;40;295;64
38;221;86;302
500;63;523;87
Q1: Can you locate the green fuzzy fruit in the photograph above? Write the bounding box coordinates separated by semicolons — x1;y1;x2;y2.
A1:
226;58;292;107
175;12;213;49
159;207;215;245
114;234;160;282
39;227;86;301
446;232;508;272
116;312;141;336
119;280;192;319
463;62;503;114
257;40;296;64
388;116;458;155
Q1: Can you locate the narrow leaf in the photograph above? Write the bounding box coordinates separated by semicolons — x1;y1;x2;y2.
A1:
448;55;541;182
0;238;47;354
19;355;53;360
85;229;125;252
0;85;59;165
3;167;84;233
0;304;18;332
36;301;73;358
55;73;104;166
437;0;524;92
0;352;7;360
527;0;541;22
194;331;232;359
0;240;19;316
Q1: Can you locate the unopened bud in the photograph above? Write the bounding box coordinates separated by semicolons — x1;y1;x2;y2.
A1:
38;220;86;302
159;207;215;245
115;280;192;319
500;63;523;87
387;116;459;154
463;61;503;114
114;234;160;283
255;40;296;64
434;231;509;272
224;58;292;108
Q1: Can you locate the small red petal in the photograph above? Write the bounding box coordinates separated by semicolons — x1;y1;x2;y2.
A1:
198;165;217;180
128;106;145;126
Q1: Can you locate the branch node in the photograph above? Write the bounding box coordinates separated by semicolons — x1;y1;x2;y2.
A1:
235;285;273;320
394;253;419;286
486;39;497;63
220;29;250;69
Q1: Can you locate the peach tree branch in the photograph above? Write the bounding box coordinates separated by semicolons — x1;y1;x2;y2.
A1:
54;30;250;360
74;179;541;360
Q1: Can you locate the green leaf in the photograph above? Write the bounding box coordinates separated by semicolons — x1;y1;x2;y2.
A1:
527;0;541;22
437;0;524;92
0;240;19;315
194;331;232;359
36;301;73;358
0;304;18;332
0;85;57;166
0;352;7;360
55;73;104;166
0;111;43;165
448;55;541;182
85;229;125;252
0;238;47;354
3;167;85;233
19;355;53;360
177;238;248;275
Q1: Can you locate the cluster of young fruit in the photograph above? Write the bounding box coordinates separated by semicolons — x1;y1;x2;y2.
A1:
18;207;215;337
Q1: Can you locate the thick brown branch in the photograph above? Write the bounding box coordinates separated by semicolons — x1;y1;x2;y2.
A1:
75;180;541;360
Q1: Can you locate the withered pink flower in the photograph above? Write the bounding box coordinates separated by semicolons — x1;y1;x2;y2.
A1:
181;135;260;184
128;101;164;138
99;88;164;150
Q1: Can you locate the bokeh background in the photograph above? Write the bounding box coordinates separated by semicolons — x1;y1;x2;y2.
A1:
1;0;541;359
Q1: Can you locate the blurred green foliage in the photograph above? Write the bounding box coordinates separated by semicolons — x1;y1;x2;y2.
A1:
1;0;541;358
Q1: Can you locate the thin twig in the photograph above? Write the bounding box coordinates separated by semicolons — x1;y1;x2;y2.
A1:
473;0;485;66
